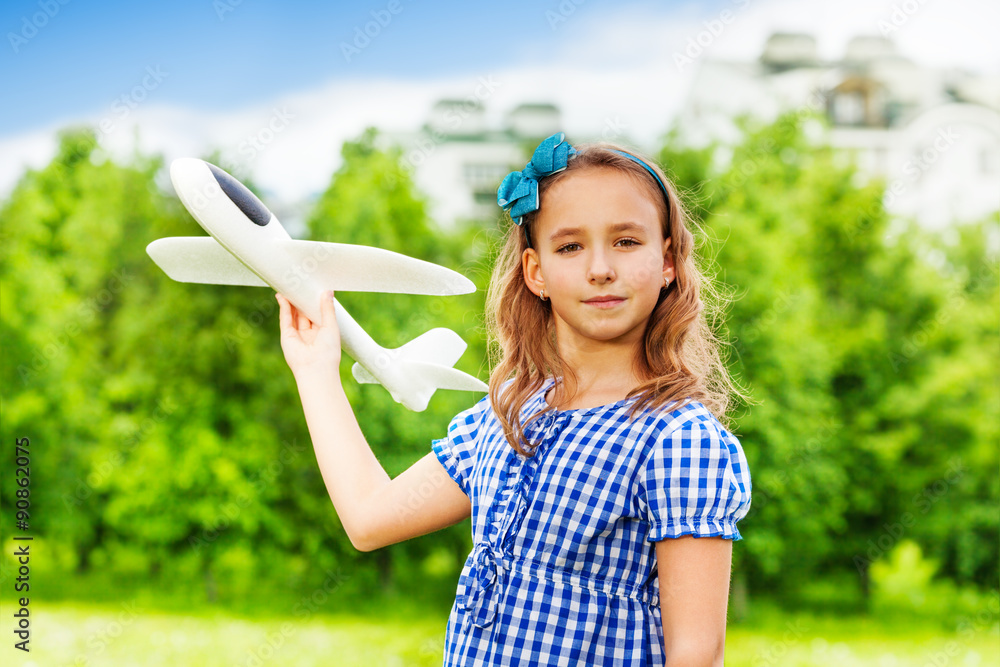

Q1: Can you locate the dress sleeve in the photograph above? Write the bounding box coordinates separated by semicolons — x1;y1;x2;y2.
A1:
639;409;752;542
430;395;491;498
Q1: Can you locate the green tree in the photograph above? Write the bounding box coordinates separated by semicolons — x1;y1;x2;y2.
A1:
1;127;489;607
2;129;175;576
659;113;999;610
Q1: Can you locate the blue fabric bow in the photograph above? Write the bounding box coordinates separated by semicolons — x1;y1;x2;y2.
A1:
497;132;576;226
461;542;504;631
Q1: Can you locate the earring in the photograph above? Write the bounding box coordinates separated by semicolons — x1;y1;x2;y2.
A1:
663;276;671;288
539;289;548;301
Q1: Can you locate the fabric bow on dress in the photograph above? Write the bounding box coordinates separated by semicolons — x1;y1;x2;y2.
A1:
459;410;566;633
461;542;504;631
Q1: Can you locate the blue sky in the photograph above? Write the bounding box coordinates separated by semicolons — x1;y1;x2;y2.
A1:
2;0;703;132
1;0;996;204
4;0;994;134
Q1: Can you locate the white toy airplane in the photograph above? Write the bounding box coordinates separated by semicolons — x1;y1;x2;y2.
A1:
147;158;487;411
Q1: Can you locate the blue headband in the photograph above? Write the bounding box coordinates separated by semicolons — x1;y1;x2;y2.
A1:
609;149;671;206
497;133;671;237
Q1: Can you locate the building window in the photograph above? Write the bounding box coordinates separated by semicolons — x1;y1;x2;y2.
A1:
463;163;509;190
833;92;865;126
472;190;497;206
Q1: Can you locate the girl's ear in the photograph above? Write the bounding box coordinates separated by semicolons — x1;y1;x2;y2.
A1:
522;247;545;297
663;237;676;283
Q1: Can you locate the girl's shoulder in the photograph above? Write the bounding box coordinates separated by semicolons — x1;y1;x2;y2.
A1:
645;398;730;435
624;398;745;461
447;391;495;429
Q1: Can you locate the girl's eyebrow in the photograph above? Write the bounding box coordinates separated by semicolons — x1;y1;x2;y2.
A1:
548;221;647;243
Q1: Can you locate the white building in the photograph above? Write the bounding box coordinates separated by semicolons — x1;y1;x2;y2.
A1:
378;102;564;228
677;33;1000;229
382;35;998;230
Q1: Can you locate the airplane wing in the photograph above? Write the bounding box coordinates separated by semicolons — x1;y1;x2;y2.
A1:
146;237;268;286
147;237;476;296
277;240;475;296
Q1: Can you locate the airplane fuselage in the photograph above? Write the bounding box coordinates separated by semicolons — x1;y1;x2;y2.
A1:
170;159;412;405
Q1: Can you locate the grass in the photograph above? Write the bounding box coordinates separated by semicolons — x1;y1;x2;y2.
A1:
726;610;1000;667
2;601;445;667
1;597;997;667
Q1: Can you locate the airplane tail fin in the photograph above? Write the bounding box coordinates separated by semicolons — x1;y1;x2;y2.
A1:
351;328;487;411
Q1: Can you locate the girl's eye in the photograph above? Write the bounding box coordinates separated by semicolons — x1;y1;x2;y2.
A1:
556;243;580;253
616;238;640;247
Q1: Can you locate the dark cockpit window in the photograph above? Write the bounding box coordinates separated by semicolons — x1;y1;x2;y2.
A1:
207;163;272;227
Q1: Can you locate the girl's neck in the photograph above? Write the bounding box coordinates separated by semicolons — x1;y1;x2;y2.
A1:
545;381;638;411
547;315;648;404
547;359;643;411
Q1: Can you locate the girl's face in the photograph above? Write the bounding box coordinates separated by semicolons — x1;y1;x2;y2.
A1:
522;167;675;352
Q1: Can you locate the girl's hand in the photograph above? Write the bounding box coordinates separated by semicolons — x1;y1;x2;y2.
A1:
276;291;342;379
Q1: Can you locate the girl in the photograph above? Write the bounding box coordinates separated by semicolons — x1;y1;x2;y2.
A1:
277;133;752;666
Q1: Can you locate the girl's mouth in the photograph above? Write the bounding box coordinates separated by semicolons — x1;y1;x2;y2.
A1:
584;296;626;309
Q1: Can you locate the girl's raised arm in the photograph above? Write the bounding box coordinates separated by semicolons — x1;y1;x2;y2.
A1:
277;292;471;552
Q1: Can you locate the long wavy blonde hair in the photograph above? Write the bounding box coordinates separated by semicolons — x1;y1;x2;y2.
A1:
485;141;747;457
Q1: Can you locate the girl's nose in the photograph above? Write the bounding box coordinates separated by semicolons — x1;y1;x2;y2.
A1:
586;250;616;284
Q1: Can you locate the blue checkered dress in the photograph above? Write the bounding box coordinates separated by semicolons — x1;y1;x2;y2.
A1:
431;377;752;666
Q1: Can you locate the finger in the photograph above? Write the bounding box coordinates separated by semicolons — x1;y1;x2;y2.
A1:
279;294;302;339
296;302;313;332
277;294;291;332
320;290;337;327
288;297;299;330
